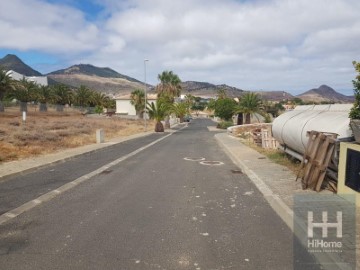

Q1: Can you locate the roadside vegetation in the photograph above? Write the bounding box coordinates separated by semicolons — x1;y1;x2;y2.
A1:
130;70;194;132
240;137;301;174
0;107;147;163
0;67;145;163
0;68;116;113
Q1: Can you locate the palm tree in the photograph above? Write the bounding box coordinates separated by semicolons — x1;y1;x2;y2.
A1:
156;70;182;99
156;70;182;128
8;78;38;112
184;94;195;112
170;102;188;123
74;85;93;109
91;91;110;107
217;89;227;99
237;92;263;124
146;99;169;132
104;98;116;110
0;69;16;112
130;89;145;118
52;84;73;112
36;85;53;112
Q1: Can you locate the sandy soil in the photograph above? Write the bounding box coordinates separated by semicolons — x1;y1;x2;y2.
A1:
0;106;150;163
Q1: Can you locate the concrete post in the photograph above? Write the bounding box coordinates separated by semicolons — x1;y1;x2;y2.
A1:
96;129;104;144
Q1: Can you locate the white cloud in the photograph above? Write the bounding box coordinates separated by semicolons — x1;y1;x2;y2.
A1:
1;0;360;93
0;0;99;53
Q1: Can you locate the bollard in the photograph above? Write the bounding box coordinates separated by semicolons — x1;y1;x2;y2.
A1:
96;129;104;144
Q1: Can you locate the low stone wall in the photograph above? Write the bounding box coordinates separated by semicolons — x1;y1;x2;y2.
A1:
227;123;272;136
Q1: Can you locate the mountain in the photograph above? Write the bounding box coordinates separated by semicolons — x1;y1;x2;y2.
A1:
0;54;42;76
181;81;244;97
48;64;141;83
255;91;294;102
297;85;354;103
47;64;146;95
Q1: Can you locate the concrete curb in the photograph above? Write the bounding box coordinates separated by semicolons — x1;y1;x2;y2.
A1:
214;133;294;230
215;133;353;270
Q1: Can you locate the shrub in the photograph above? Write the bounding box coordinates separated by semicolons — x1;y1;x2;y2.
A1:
217;121;234;129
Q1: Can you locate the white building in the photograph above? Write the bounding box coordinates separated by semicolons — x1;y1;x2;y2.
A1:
7;70;48;86
115;93;157;116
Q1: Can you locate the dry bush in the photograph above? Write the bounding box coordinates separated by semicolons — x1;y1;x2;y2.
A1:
0;109;148;163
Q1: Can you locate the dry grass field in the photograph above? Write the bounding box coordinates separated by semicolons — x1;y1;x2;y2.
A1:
0;106;149;163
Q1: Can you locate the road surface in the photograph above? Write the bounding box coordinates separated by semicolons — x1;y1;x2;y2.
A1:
0;119;319;269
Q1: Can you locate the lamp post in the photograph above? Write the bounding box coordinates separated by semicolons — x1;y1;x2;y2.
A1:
144;59;149;131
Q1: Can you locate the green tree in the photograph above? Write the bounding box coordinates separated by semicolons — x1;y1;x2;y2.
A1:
147;99;169;132
104;98;116;110
237;92;263;124
52;84;73;112
184;94;195;111
0;69;16;112
170;102;188;123
191;99;207;116
156;70;182;128
130;89;145;118
206;98;216;111
36;85;53;112
349;61;360;119
217;89;227;99
8;78;38;112
74;85;93;108
292;97;304;105
156;70;182;100
214;98;237;121
91;91;110;108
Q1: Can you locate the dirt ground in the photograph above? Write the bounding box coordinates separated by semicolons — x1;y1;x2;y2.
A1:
0;106;150;163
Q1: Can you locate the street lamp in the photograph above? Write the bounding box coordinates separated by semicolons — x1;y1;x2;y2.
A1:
144;59;149;131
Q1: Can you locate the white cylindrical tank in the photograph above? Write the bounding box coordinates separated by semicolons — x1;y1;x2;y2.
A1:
272;104;353;156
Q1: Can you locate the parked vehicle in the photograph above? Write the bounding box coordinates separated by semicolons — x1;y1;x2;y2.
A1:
184;115;193;122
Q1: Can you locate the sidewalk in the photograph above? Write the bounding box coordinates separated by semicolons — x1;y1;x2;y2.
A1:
215;133;359;269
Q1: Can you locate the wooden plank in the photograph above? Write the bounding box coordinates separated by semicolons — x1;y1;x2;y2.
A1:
299;131;338;191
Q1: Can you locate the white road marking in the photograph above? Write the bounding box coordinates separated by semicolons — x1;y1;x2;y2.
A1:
0;128;186;226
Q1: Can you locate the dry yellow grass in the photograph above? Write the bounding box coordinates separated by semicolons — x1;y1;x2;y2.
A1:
0;106;151;163
239;138;302;174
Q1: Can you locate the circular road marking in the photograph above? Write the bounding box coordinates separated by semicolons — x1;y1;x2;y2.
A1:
184;157;206;161
199;161;224;166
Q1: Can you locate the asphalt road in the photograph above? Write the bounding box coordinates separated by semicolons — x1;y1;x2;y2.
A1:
0;132;168;215
0;119;319;269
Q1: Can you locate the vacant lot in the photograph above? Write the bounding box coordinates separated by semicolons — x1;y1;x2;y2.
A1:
0;106;149;163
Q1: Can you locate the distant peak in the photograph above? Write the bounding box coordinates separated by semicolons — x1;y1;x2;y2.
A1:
2;54;23;62
0;54;42;76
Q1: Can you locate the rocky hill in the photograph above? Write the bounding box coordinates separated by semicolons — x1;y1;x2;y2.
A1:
47;64;146;95
181;81;244;97
48;64;141;83
255;91;294;101
0;54;42;76
297;85;353;103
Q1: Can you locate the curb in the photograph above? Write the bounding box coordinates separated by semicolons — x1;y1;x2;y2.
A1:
215;133;352;270
214;133;294;229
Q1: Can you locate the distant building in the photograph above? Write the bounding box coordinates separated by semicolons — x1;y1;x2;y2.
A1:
7;70;48;86
115;93;157;116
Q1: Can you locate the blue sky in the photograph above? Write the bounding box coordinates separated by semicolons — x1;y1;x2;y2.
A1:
1;0;360;95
